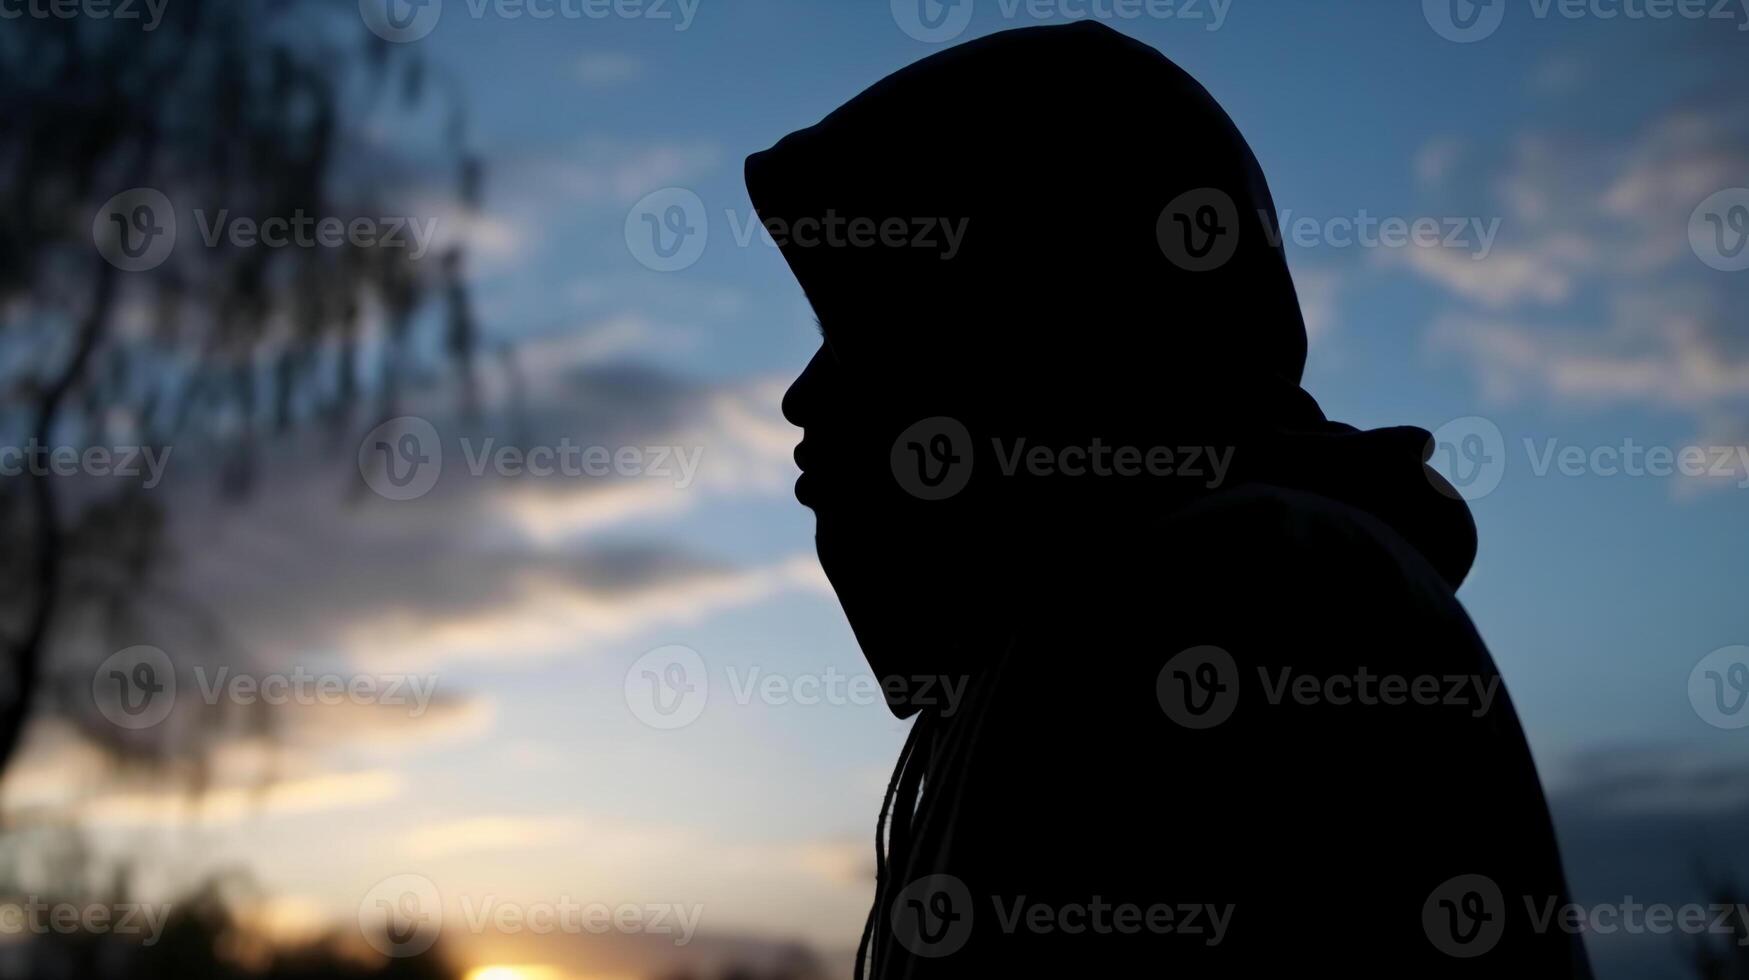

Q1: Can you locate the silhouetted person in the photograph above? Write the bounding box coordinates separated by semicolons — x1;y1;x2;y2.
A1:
749;22;1592;978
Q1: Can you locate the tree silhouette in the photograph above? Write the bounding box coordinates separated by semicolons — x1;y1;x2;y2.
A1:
0;0;481;787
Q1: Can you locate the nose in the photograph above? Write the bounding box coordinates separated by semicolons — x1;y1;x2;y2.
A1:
783;348;826;429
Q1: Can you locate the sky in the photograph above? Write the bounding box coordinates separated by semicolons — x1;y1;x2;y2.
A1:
9;2;1749;979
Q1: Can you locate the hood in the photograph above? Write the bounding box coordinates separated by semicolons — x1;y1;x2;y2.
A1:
746;21;1476;588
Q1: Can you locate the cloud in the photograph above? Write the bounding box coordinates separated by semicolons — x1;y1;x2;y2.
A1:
79;768;404;827
502;139;722;208
576;52;643;87
1399;77;1749;431
1291;265;1344;343
336;552;828;672
404;814;584;859
1395;238;1581;309
1415;136;1465;189
1428;286;1749;410
1552;743;1749;818
5;728;406;827
125;335;807;679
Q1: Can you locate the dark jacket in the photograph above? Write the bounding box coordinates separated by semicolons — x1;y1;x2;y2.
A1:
865;481;1593;976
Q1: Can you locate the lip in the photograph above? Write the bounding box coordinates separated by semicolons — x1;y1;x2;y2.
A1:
793;439;817;506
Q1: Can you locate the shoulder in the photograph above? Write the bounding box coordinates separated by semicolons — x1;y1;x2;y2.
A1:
1153;482;1460;609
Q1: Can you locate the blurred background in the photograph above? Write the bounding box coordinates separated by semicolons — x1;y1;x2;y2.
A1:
1;1;1747;977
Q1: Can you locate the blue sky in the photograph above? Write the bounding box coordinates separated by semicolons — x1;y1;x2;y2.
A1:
16;2;1749;978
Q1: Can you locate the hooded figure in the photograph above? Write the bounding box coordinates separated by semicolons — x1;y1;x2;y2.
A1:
749;22;1591;978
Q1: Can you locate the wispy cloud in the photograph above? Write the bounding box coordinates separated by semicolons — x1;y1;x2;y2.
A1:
576;52;644;87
